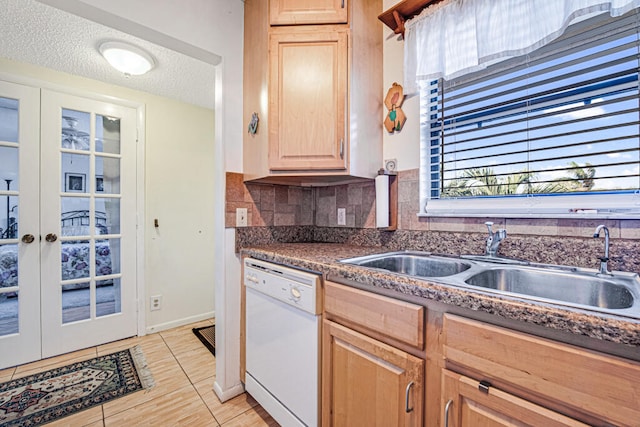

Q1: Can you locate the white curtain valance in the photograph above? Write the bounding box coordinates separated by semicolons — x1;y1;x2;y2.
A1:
404;0;640;94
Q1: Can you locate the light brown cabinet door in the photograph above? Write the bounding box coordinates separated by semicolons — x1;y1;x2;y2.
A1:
268;30;348;171
323;320;423;427
441;370;588;427
270;0;348;25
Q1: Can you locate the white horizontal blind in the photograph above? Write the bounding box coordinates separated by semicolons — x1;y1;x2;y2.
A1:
421;11;640;217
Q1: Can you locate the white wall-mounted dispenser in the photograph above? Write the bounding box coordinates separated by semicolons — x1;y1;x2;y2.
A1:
375;170;397;230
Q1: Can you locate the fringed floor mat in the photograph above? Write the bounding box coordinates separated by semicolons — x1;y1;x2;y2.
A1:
0;346;154;427
192;325;215;356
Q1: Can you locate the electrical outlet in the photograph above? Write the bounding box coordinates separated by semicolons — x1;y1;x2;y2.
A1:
337;208;346;225
150;295;162;311
236;208;248;227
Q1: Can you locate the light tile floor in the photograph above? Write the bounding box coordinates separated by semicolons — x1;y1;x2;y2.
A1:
0;319;280;426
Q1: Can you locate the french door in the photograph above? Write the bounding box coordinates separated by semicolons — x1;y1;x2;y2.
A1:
0;81;40;368
0;81;138;368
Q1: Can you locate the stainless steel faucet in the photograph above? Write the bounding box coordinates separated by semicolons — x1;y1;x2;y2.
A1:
593;224;611;275
485;221;507;257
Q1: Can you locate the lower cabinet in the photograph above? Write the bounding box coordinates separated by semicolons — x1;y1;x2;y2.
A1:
441;369;588;427
323;320;424;427
441;314;640;426
314;279;640;426
322;281;425;426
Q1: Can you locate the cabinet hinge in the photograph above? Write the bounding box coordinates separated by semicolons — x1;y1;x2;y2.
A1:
478;380;491;394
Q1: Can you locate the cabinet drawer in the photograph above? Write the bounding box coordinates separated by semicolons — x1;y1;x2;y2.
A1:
324;281;424;349
443;314;640;426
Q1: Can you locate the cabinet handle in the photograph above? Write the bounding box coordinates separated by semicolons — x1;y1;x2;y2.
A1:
405;381;414;413
444;399;453;427
341;0;345;8
340;138;344;159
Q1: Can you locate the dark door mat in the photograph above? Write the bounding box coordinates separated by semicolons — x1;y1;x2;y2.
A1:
192;325;215;356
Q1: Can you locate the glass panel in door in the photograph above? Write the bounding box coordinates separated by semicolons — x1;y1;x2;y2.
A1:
57;109;123;323
0;141;19;337
0;82;41;369
94;114;123;320
59;111;95;325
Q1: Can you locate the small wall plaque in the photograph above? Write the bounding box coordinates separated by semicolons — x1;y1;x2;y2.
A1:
248;112;259;134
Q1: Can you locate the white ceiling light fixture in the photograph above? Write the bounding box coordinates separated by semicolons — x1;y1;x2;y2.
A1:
99;41;155;76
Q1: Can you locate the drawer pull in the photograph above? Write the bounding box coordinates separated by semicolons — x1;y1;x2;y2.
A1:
479;380;491;394
405;381;414;413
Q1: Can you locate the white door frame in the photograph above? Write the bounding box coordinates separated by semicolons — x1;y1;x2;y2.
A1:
0;71;146;340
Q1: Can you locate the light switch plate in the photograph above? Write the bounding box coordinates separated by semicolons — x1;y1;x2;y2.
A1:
236;208;248;227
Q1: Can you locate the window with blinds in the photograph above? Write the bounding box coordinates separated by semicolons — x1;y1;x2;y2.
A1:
420;10;640;217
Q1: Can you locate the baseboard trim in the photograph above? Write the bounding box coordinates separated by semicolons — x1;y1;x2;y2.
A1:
213;380;245;403
145;311;215;334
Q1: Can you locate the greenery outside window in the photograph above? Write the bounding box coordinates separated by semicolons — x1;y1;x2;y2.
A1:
419;11;640;218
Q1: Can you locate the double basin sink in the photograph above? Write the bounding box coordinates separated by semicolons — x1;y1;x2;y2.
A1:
340;251;640;319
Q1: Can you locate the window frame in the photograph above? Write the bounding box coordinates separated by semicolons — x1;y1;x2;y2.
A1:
418;11;640;219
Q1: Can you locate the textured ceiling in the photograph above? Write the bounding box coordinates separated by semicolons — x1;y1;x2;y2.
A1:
0;0;216;109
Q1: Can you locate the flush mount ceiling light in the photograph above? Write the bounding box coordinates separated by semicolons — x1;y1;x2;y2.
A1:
99;41;155;76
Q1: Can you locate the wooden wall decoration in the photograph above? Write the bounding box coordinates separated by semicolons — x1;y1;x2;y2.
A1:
384;83;406;133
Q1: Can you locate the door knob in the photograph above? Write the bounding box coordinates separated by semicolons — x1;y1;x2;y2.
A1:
45;233;58;242
21;234;35;244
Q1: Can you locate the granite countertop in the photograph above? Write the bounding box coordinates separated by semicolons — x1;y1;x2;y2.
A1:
241;243;640;348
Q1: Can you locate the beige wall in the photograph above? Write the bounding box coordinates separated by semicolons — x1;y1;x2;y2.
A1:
382;0;421;172
144;95;216;331
0;57;216;331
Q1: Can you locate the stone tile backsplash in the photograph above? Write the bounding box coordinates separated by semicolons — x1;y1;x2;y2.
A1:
226;172;313;227
226;172;376;229
227;171;639;272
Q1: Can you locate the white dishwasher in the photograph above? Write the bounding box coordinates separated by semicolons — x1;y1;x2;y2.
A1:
244;258;322;427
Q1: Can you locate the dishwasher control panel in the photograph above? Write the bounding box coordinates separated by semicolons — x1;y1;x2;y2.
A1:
244;258;321;315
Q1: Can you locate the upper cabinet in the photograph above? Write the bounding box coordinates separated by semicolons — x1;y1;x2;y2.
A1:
243;0;383;185
270;0;348;25
268;30;348;171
